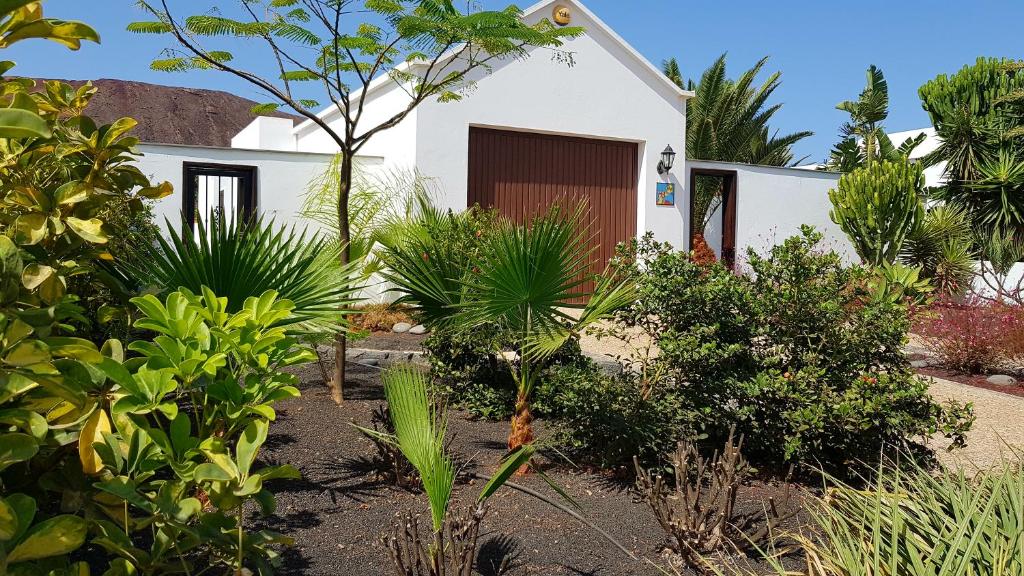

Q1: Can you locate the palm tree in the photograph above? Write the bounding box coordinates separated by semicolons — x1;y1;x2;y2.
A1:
662;55;812;247
827;65;925;171
382;204;635;452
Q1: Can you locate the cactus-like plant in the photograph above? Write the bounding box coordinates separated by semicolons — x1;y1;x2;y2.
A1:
829;160;925;266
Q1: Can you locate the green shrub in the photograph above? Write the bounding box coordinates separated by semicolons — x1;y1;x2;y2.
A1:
610;227;972;470
540;361;693;468
423;324;514;420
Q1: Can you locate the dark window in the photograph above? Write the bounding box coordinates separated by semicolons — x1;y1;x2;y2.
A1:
183;162;257;234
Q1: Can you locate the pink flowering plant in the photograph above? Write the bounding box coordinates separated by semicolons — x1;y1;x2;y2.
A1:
917;297;1024;374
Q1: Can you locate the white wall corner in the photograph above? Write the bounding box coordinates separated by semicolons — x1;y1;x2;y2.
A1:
231;116;297;151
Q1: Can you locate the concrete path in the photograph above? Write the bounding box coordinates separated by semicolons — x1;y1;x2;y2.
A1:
927;376;1024;472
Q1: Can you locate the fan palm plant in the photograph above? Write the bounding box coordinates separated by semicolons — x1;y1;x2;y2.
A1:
377;365;537;575
383;203;635;451
900;204;976;296
135;212;363;333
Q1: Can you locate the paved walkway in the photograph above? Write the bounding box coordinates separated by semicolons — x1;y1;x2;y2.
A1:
927;376;1024;472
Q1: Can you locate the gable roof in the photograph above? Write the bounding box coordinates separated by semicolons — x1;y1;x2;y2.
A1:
31;78;303;147
293;0;693;136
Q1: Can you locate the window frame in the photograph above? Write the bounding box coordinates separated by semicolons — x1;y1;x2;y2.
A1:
182;162;258;232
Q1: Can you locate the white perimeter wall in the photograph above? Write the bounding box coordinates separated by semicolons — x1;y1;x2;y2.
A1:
688;160;857;266
135;143;381;233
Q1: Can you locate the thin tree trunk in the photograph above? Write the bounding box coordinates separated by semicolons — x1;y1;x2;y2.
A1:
330;151;354;405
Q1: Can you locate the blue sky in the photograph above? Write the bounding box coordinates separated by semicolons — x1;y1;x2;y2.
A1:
8;0;1024;162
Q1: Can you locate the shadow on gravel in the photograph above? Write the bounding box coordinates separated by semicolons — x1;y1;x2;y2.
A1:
478;533;523;576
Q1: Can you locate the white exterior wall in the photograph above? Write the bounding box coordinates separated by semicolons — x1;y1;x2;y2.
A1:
134;143;380;232
231;117;297;151
688;160;856;266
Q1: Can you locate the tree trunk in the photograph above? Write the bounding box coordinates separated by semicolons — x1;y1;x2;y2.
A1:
330;151;354;405
508;392;534;474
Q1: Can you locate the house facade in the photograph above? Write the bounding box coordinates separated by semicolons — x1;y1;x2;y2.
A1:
103;0;851;277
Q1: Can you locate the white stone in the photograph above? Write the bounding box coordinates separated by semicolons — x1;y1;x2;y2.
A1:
986;374;1018;387
409;324;428;335
392;322;412;334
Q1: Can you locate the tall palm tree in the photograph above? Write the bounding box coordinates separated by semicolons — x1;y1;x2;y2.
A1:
827;65;925;171
666;54;812;166
663;55;812;245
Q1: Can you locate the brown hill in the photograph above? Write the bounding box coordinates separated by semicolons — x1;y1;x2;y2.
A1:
31;78;304;147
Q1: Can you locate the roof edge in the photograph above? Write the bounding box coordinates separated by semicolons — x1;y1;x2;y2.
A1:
293;0;693;135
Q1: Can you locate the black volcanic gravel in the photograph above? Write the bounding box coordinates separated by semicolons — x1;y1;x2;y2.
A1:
255;360;807;575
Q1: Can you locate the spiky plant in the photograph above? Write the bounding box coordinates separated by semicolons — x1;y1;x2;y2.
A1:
135;213;363;333
829;161;925;266
378;365;538;576
382;204;635;452
900;204;976;296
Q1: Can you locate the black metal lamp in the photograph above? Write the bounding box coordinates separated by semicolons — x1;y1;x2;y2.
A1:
657;145;676;175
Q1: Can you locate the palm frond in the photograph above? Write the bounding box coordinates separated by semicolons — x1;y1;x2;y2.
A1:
382;365;454;533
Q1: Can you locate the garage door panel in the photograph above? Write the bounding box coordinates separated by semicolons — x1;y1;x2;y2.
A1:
468;128;638;295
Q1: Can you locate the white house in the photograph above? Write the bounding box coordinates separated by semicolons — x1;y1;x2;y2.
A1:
71;0;851;278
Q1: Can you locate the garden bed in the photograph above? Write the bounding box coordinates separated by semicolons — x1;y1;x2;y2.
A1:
256;362;807;575
915;365;1024;398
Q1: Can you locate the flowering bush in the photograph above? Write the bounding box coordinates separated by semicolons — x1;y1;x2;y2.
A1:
916;298;1024;374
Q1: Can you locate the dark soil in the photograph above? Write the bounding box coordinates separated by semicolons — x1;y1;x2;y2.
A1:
255;362;809;576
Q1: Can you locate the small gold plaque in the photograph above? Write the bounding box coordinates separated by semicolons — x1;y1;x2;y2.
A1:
553;4;571;26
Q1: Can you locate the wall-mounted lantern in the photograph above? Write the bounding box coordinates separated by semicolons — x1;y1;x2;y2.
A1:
657;145;676;175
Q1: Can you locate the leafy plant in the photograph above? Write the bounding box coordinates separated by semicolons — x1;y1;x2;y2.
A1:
916;297;1024;374
974;226;1024;304
826;65;925;171
0;1;98;138
609;227;972;470
829;160;925;266
136;213;362;334
385;204;635;453
869;262;935;307
92;287;310;574
376;365;545;576
900;204;976;297
921;57;1024;233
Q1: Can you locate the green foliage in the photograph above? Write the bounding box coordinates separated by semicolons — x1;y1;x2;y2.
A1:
805;459;1024;575
827;65;925;171
135;213;363;334
541;362;692;468
869;262;935;307
611;228;972;470
670;54;813;168
921;57;1024;233
829;160;925;266
383;202;635;448
0;72;173;572
0;2;98;139
422;324;514;420
92;287;310;574
900;204;977;296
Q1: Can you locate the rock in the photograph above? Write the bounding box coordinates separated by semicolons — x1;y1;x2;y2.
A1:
986;374;1018;386
392;322;412;334
361;357;381;367
409;324;428;335
910;359;932;369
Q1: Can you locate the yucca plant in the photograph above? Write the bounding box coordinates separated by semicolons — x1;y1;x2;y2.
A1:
900;204;976;297
134;213;363;333
383;204;635;452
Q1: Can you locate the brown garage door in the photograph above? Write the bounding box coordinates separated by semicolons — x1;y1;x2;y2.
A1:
467;127;638;294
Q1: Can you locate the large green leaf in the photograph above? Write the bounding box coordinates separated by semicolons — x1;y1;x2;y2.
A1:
0;433;38;471
236;419;268;478
6;514;88;563
0;108;50;138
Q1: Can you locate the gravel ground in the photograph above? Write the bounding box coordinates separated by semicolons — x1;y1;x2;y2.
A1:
255;362;806;575
927;376;1024;472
